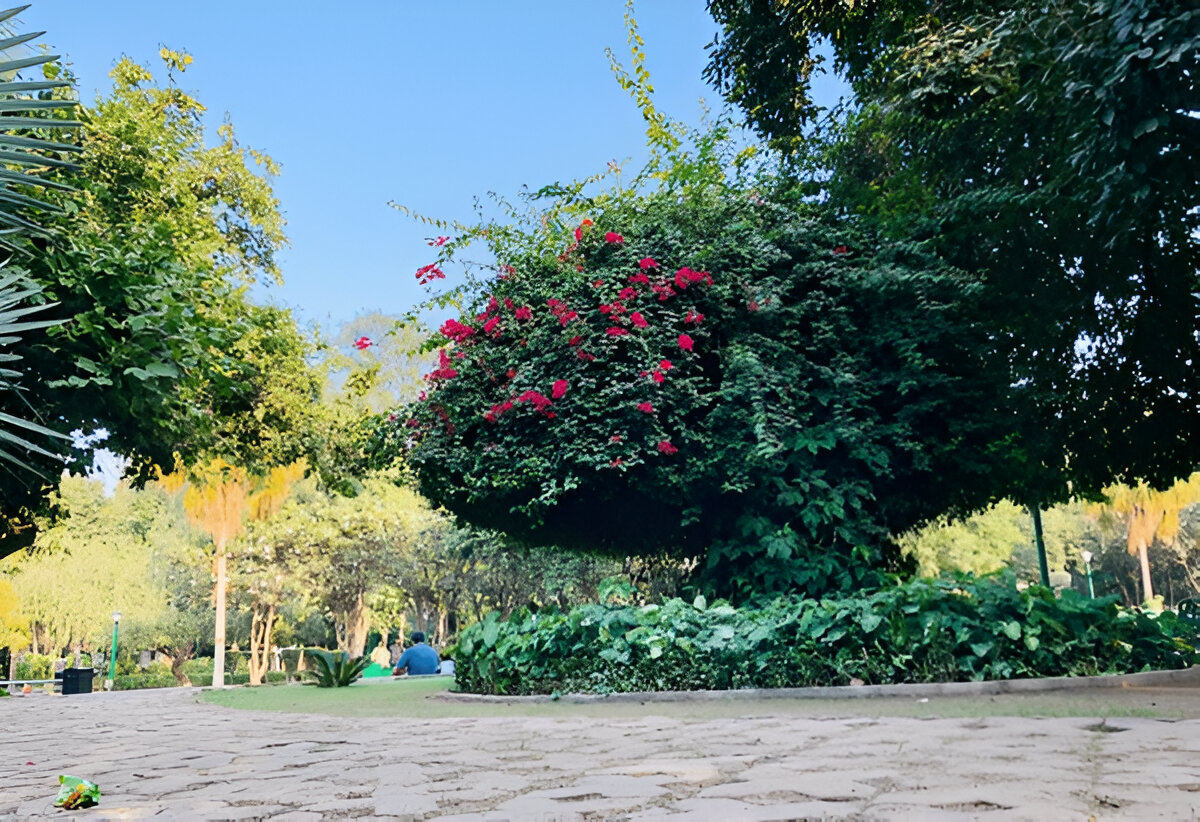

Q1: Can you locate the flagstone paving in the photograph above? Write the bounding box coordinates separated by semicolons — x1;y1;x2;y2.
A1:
3;685;1199;820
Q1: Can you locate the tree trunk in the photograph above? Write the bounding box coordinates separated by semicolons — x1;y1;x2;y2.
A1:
248;603;276;686
435;610;448;648
212;538;228;688
342;592;369;658
1137;541;1155;605
166;641;194;685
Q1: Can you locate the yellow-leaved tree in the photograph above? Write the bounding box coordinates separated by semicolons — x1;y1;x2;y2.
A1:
1089;474;1200;606
160;458;305;687
0;578;30;683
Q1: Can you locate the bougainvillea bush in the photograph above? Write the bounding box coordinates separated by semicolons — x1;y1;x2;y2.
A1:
391;185;1013;598
452;576;1199;695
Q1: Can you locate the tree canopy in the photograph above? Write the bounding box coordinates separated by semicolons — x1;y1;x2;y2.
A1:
705;0;1200;501
399;183;1014;598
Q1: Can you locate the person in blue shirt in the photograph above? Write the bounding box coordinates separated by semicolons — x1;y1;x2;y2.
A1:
392;631;440;676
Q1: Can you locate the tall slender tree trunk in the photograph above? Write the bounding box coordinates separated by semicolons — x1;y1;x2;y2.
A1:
212;538;228;688
1137;542;1155;605
343;592;369;657
1029;505;1050;588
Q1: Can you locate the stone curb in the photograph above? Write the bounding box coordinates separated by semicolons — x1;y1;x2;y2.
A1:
430;665;1200;704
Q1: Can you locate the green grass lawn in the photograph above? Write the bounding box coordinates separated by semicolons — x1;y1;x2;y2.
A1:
199;676;1200;721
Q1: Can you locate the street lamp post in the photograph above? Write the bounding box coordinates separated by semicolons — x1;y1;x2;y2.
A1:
1081;551;1096;599
105;611;121;691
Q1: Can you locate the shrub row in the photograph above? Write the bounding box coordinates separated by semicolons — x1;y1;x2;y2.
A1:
453;575;1199;695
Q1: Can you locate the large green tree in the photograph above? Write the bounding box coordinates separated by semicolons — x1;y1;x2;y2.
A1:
705;0;1200;501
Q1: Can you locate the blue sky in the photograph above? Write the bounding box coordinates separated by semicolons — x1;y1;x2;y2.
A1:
24;2;847;333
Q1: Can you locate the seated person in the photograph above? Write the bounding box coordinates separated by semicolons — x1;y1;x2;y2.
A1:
392;631;440;676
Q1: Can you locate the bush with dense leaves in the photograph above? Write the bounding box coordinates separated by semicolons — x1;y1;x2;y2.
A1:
399;189;1013;598
453;576;1198;695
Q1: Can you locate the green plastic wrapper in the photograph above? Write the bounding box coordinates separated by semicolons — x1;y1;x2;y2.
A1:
54;775;101;809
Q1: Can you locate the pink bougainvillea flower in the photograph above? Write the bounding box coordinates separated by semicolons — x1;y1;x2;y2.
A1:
505;368;516;378
609;457;623;467
657;440;678;455
592;279;606;288
606;327;629;337
354;336;372;350
618;287;637;301
652;370;665;384
498;264;516;278
567;335;583;347
639;257;660;269
482;317;500;335
609;435;622;443
486;295;499;313
629;272;651;285
685;310;705;325
678;334;694;352
405;418;419;428
636;401;654;413
604;231;624;244
576;350;597;361
659;359;673;371
559;311;578;326
747;300;759;312
599;303;613;315
415;263;445;284
516;390;553;411
832;245;850;255
574;226;584;242
630;312;648;329
514;306;533;320
674;267;694;289
440;318;476;342
551;379;568;399
428;235;450;247
504;297;515;310
428;349;460;381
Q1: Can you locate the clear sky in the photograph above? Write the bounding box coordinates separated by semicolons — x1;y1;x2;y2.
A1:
23;2;846;333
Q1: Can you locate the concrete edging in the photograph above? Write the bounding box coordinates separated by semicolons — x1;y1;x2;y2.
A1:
431;665;1200;705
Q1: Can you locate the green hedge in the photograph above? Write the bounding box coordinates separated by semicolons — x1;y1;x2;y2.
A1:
454;575;1199;695
15;653;53;680
113;663;178;691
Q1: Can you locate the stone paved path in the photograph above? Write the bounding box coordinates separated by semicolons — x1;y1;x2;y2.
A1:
3;687;1200;820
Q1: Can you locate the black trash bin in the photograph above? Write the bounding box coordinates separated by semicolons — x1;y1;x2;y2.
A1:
61;667;93;695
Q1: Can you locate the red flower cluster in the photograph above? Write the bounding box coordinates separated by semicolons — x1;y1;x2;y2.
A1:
639;257;660;269
514;306;533;321
673;267;712;289
428;349;459;381
517;390;554;417
657;440;678;455
416;263;445;285
630;312;649;328
551;379;569;399
440;318;476;343
685;310;704;325
428;236;450;247
637;402;654;413
353;336;372;350
678;334;694;352
606;327;629;337
547;298;578;326
483;399;513;424
832;245;850;255
605;232;624;244
482;316;501;336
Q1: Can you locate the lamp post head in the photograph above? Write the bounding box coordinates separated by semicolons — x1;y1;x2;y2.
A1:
1081;550;1093;565
112;611;122;623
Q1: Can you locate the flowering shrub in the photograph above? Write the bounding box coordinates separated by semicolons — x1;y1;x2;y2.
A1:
395;189;1011;598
